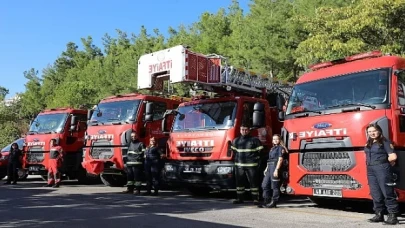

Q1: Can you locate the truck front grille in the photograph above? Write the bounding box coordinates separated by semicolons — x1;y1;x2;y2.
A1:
91;140;114;159
299;174;361;190
301;151;355;172
27;146;45;163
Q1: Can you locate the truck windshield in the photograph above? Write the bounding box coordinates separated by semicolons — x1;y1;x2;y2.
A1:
173;101;237;131
91;100;141;124
286;69;390;115
28;113;68;133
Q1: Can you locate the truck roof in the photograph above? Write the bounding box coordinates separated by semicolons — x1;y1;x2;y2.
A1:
40;107;87;115
298;55;405;84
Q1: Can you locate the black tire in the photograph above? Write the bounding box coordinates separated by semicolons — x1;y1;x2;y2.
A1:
100;174;126;187
187;186;212;196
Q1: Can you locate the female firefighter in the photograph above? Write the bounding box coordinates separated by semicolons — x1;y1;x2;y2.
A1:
365;123;399;225
4;143;23;185
143;137;164;196
258;134;286;208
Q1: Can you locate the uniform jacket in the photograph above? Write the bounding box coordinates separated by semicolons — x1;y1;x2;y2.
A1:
127;140;145;165
231;135;263;166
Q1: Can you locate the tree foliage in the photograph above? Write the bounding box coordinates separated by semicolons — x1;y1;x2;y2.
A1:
2;0;405;147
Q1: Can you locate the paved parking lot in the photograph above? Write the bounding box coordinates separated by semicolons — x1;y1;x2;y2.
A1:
0;176;404;228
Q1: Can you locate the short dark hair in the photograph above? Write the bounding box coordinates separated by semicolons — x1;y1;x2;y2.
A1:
240;122;251;128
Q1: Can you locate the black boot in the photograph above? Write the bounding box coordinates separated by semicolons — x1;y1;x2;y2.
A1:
122;186;134;194
265;200;277;208
384;213;399;225
142;190;151;196
133;187;141;196
258;198;270;208
368;212;384;223
152;190;159;196
233;195;244;204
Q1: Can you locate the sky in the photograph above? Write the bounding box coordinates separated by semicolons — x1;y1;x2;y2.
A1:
0;0;250;99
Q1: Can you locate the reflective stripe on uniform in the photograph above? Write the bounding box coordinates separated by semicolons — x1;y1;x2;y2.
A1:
141;149;146;152
127;181;135;186
128;151;143;155
235;163;258;167
250;188;259;191
127;161;143;165
231;146;263;153
134;181;142;186
236;187;245;190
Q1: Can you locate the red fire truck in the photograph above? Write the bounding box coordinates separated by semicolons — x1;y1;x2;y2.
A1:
82;93;181;187
137;45;292;194
23;108;96;183
280;51;405;204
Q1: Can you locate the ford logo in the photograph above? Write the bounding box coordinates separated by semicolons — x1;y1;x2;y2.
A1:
313;122;332;129
98;130;106;134
33;138;39;142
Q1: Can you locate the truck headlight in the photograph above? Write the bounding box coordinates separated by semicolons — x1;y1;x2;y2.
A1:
216;166;232;174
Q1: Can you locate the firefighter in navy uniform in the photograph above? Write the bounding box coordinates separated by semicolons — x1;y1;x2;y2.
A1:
143;137;164;196
231;123;264;205
258;134;285;208
365;123;399;225
4;143;23;185
123;131;145;195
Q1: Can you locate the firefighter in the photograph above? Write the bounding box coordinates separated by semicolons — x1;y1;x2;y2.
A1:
231;123;264;205
4;143;23;185
258;134;285;208
44;139;63;188
143;137;164;196
365;123;399;225
123;131;145;195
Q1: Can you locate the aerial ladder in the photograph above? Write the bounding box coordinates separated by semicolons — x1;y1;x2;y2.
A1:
137;45;293;98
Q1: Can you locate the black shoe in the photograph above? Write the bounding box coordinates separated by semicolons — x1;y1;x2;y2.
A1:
265;200;277;208
142;191;152;196
52;184;60;188
258;199;270;208
122;189;134;194
253;200;260;205
11;182;17;185
368;212;384;223
152;191;159;196
384;213;399;225
43;184;53;187
233;199;244;204
4;182;11;185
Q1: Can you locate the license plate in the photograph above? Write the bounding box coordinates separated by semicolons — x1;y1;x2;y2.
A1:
313;188;342;198
183;167;202;174
29;166;39;172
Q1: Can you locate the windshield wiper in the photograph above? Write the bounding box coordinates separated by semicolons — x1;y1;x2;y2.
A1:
289;110;322;118
326;103;376;110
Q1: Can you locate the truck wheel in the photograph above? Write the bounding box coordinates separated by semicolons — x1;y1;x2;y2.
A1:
187;186;211;196
100;174;126;187
77;168;101;185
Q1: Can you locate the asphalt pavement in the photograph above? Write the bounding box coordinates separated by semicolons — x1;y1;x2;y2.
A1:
0;176;404;228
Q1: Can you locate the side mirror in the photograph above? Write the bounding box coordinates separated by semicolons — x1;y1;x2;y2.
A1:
87;110;94;120
252;102;265;128
145;102;154;122
276;94;285;111
70;116;78;132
